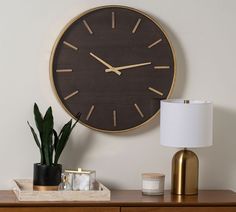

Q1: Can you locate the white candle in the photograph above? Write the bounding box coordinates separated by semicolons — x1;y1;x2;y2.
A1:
142;173;165;195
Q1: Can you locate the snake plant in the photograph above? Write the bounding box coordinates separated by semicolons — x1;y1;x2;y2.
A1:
27;103;80;165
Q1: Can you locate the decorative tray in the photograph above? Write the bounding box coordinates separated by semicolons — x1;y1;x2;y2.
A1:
13;179;110;201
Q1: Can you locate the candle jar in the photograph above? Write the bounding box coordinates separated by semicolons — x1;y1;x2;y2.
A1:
65;168;96;191
58;173;72;191
142;173;165;195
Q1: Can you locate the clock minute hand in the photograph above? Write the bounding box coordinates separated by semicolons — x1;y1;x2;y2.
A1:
89;52;121;75
105;62;152;72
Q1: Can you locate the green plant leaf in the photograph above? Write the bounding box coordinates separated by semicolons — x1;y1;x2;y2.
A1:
71;112;81;130
27;121;40;149
53;129;59;151
52;129;58;164
42;107;54;165
33;103;46;164
33;103;43;134
54;120;73;164
27;121;44;164
54;113;80;164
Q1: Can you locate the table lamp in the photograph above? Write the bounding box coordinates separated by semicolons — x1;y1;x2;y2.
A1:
160;99;213;195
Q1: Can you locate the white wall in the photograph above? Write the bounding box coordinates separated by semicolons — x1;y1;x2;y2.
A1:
0;0;235;191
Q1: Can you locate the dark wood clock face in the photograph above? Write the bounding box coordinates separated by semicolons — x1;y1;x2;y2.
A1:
50;6;175;132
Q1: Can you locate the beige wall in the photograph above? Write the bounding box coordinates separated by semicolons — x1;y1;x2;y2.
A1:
0;0;235;190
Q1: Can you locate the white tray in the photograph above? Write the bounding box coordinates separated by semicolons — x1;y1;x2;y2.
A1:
13;179;110;201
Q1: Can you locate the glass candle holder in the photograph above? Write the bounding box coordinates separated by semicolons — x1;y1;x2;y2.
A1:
142;173;165;195
58;173;72;191
65;168;96;191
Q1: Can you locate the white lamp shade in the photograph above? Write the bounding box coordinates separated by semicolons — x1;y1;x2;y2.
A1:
160;99;213;148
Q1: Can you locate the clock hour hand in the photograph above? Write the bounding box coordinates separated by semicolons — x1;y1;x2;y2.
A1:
105;62;152;73
89;52;121;75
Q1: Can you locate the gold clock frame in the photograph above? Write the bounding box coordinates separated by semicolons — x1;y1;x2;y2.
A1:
49;5;176;133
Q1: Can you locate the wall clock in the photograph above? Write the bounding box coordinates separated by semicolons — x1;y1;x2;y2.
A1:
50;5;176;132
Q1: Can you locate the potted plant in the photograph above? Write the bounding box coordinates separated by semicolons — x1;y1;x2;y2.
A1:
27;103;80;191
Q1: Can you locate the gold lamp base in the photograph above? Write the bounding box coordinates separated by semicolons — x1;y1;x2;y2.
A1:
171;149;199;195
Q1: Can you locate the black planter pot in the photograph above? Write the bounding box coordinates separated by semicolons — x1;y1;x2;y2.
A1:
33;163;62;191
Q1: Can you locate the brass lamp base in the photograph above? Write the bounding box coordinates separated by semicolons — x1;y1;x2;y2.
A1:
171;149;199;195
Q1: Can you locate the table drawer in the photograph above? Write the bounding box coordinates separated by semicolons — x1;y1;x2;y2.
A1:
121;207;236;212
0;207;119;212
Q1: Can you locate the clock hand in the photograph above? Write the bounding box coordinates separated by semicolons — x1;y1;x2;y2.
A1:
89;52;121;75
105;62;151;73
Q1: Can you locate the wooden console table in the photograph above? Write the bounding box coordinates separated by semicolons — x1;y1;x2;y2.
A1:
0;190;235;212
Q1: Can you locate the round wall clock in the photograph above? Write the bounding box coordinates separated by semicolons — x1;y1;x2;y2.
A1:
50;5;176;132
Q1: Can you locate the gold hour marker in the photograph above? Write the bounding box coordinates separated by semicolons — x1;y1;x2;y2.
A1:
113;110;117;127
83;20;93;34
63;41;78;51
154;66;170;70
86;105;95;121
112;12;115;29
148;87;163;96
56;69;73;73
148;39;162;49
132;18;141;34
64;90;79;100
134;103;144;118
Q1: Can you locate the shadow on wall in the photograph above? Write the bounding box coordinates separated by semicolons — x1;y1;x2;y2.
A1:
197;106;236;190
60;130;94;170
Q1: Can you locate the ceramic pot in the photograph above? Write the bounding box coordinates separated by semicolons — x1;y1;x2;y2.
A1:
33;163;62;191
